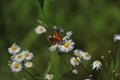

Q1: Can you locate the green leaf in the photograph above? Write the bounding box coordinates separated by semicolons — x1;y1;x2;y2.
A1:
20;28;39;49
39;0;44;10
50;51;61;80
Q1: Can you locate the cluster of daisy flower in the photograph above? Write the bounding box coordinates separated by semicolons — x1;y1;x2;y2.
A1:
8;43;33;72
7;23;108;80
35;25;104;79
35;25;75;53
70;49;91;67
35;25;93;72
35;25;103;77
48;30;75;53
7;22;120;80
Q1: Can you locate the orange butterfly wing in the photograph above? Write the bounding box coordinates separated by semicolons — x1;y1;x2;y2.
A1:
48;30;62;45
55;31;62;41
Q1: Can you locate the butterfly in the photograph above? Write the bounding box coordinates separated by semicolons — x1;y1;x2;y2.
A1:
48;27;63;45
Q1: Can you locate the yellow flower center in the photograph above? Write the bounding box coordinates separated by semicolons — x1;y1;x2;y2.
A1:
14;63;19;69
27;62;31;65
17;54;22;59
73;58;78;63
11;45;17;51
64;42;70;48
24;52;29;57
52;44;55;47
76;52;81;57
39;28;43;32
85;53;90;58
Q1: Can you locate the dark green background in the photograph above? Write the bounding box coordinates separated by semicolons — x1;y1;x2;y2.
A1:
0;0;120;80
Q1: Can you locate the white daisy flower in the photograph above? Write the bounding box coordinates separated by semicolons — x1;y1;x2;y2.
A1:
82;52;91;60
21;78;26;80
35;25;47;34
85;79;91;80
11;55;16;61
45;73;54;80
72;69;78;74
114;34;120;42
63;35;71;41
66;31;73;37
74;49;84;58
49;44;58;52
70;57;80;67
14;53;25;62
92;60;102;70
53;26;57;30
24;61;33;68
8;43;21;55
21;50;33;60
10;62;23;72
63;31;73;41
58;40;75;53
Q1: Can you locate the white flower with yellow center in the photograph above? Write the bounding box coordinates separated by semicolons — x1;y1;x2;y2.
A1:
21;51;33;60
74;49;84;58
82;52;91;60
114;34;120;42
70;57;80;67
35;25;47;34
72;69;78;74
24;61;33;68
14;53;25;62
92;60;102;70
8;43;21;54
45;73;54;80
49;44;58;52
59;40;75;53
10;62;23;72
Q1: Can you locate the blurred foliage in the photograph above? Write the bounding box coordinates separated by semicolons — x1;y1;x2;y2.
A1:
0;0;120;80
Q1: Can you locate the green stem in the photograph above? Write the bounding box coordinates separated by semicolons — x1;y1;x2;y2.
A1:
32;67;41;76
75;57;90;75
80;62;90;75
23;68;35;80
74;57;96;80
20;29;39;49
38;0;48;29
60;54;72;71
114;42;120;80
115;43;120;70
43;62;51;80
